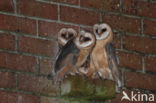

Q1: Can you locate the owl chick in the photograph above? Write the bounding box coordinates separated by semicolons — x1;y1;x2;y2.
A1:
48;28;77;82
74;30;96;75
91;23;121;93
57;28;77;47
51;30;96;83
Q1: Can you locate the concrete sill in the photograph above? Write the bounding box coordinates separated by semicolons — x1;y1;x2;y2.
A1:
60;74;116;102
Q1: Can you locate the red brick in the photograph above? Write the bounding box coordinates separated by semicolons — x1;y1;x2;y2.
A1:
0;33;15;50
60;6;100;25
125;72;156;90
0;90;38;103
39;21;79;38
0;0;14;12
40;58;54;75
0;52;37;73
102;14;141;34
113;32;121;49
41;96;69;103
122;0;156;18
0;71;16;88
144;20;156;36
17;0;58;20
123;35;156;54
145;56;156;73
81;0;120;12
117;51;142;70
18;36;58;56
80;26;93;32
0;14;36;35
18;74;59;95
52;0;79;5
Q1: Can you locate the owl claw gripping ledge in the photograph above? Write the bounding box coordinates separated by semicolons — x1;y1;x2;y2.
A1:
48;23;121;93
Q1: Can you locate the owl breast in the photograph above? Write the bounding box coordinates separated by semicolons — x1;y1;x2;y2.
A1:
92;40;109;67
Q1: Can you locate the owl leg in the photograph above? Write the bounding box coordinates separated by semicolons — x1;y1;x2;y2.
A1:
53;67;70;83
87;60;97;78
78;59;89;75
107;69;114;80
97;68;113;80
68;62;77;75
54;62;76;83
97;69;106;79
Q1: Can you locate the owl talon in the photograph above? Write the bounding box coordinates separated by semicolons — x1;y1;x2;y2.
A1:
92;72;100;79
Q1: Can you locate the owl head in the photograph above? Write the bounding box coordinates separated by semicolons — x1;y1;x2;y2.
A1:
74;30;96;74
58;28;77;46
74;30;96;50
93;23;113;43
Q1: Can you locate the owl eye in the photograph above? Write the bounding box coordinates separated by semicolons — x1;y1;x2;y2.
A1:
96;29;98;34
79;35;84;41
61;33;66;38
68;33;73;38
101;28;107;33
80;35;91;43
84;37;91;42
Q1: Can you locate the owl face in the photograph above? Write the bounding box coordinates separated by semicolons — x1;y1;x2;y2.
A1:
75;30;96;49
58;28;77;46
74;30;96;74
93;23;112;41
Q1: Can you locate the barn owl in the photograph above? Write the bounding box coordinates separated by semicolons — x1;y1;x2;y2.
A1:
48;28;77;82
92;23;121;93
74;30;96;74
50;30;96;83
57;28;77;47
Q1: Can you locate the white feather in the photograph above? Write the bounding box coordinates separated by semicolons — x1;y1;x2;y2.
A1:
60;38;67;44
75;32;93;48
95;24;111;40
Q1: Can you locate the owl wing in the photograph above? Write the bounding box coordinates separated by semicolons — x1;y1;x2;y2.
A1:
55;45;62;62
106;43;118;64
54;38;79;73
106;43;121;87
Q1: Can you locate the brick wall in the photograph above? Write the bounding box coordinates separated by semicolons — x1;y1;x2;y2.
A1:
0;0;156;103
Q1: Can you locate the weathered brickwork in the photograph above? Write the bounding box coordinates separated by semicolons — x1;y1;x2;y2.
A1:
0;0;155;102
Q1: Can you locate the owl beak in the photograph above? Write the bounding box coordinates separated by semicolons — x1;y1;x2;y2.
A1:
98;30;103;37
96;29;102;37
79;35;85;44
98;33;103;37
79;35;92;44
65;33;69;39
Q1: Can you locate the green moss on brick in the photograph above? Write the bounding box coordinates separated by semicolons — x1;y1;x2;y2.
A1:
61;74;116;102
61;75;94;99
94;79;116;101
